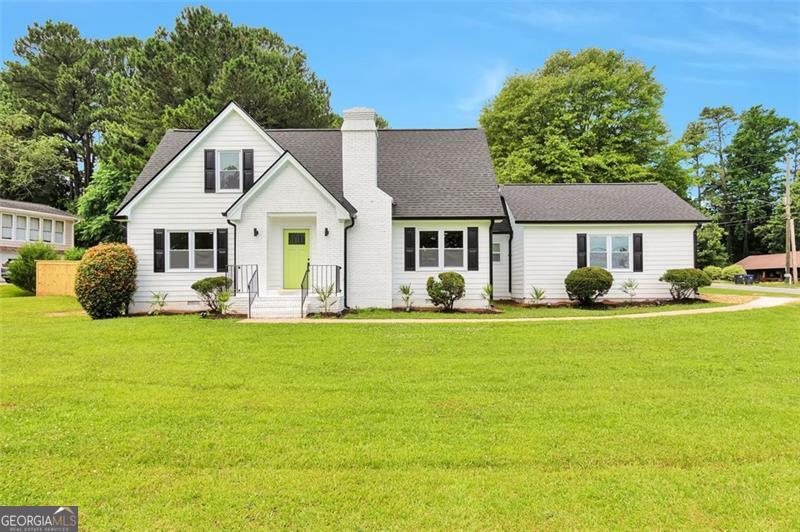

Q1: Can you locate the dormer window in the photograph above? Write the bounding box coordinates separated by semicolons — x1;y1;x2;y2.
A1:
217;150;242;191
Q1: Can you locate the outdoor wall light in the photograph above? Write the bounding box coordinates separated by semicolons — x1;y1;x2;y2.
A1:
253;228;259;237
324;227;329;236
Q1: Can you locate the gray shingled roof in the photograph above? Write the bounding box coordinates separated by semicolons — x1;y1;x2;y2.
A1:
0;198;77;219
501;183;708;223
119;127;505;218
120;130;198;207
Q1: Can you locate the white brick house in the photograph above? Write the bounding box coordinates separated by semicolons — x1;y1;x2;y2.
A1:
115;102;706;317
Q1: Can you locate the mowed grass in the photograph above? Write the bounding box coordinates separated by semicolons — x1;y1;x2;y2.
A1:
339;299;724;320
701;286;800;299
1;288;799;530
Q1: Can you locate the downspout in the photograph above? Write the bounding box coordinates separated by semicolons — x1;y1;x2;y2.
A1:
501;196;513;294
489;219;495;289
693;223;701;269
343;214;356;308
226;219;238;291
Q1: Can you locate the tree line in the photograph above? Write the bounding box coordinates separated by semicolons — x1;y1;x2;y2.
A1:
1;9;797;264
480;49;798;264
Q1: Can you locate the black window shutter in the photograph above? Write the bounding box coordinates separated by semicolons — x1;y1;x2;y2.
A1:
467;227;479;271
204;149;215;193
154;229;165;272
216;228;228;273
404;227;415;271
243;149;254;192
577;233;587;268
633;233;643;272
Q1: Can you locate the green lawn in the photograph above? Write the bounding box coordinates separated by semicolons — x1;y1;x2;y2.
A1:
2;289;799;529
338;299;723;320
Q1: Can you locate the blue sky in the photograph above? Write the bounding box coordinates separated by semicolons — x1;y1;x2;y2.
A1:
1;1;798;138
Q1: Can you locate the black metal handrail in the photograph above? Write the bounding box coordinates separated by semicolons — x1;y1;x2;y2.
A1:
247;267;259;318
300;261;310;317
309;264;342;294
226;264;257;295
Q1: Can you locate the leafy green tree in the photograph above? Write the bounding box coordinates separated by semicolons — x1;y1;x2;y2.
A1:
754;179;799;254
695;222;730;268
480;48;687;193
75;165;133;245
0;80;71;207
3;21;109;199
680;121;709;206
726;106;793;258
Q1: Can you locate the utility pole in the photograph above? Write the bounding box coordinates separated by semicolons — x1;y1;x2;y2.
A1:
787;156;798;284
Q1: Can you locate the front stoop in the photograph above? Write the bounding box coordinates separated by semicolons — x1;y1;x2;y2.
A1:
231;290;307;319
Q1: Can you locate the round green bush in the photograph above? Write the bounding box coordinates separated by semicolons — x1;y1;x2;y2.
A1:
564;267;614;305
6;242;58;292
75;243;137;319
721;264;746;281
191;276;233;314
659;268;711;300
426;271;466;311
703;265;723;280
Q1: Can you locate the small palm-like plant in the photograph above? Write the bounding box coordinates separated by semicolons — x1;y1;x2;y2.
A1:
217;290;232;315
620;278;639;303
149;291;168;315
399;284;414;312
481;284;494;307
530;286;546;304
314;283;337;315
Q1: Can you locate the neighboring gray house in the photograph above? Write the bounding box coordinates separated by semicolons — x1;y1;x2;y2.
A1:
1;199;78;263
114;101;706;317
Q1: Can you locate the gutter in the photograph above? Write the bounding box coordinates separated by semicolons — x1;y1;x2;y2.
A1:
343;214;356;308
500;196;513;294
693;223;701;269
226;219;238;290
489;219;495;290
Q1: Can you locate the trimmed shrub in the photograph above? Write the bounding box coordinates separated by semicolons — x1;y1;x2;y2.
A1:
721;264;746;281
659;268;711;300
6;242;58;292
426;271;465;311
63;247;87;261
703;265;723;280
75;243;137;319
564;267;613;305
191;276;233;314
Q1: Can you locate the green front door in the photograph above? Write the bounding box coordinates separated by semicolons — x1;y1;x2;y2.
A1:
283;229;310;289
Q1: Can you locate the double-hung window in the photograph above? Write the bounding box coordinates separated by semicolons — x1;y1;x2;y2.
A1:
217;150;242;191
443;231;464;268
55;221;64;244
1;214;12;240
15;216;26;241
589;234;631;271
167;230;216;271
29;218;40;241
417;229;466;269
492;242;501;262
42;219;52;242
418;231;439;268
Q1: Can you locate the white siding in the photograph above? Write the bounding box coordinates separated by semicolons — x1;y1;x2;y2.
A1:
235;162;345;293
126;111;282;311
492;233;510;298
391;220;491;309
510;221;525;298
517;223;697;300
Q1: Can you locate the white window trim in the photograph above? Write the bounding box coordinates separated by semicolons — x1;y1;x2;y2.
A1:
54;221;65;244
15;215;27;242
588;233;633;272
416;228;467;272
1;213;13;240
28;217;41;242
42;219;52;242
166;230;217;272
492;242;501;262
216;149;243;193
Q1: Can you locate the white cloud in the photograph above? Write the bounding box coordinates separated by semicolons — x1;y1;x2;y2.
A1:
456;63;510;113
678;76;750;87
507;5;616;31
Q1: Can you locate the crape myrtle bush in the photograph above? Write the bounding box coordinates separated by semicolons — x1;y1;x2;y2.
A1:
426;271;465;311
564;267;614;305
659;268;711;300
191;276;233;314
75;243;137;319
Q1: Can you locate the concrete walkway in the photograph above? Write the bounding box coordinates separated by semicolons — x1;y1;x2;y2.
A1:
711;282;800;295
240;296;797;324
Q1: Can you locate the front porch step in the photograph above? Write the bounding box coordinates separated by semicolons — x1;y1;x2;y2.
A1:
231;292;308;319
